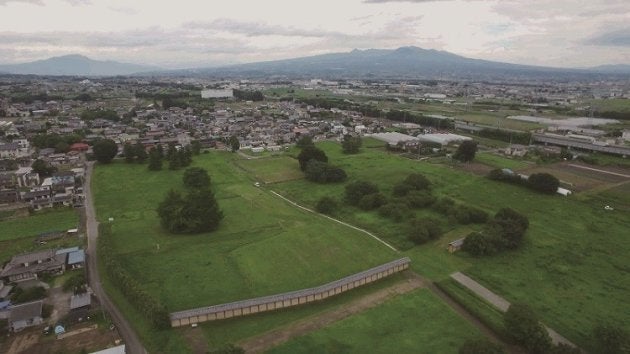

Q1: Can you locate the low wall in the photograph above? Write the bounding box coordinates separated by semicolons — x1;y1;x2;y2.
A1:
170;257;411;327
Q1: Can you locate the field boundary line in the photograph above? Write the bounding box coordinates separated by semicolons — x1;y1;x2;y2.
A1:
269;190;399;252
567;163;630;178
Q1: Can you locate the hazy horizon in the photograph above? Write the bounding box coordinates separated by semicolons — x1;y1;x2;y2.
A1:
0;0;629;69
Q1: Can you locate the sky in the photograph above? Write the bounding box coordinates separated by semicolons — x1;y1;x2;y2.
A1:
0;0;628;69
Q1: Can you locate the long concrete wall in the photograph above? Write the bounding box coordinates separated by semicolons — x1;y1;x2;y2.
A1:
170;257;411;327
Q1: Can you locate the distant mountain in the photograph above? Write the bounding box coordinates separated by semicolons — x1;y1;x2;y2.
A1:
588;64;630;74
0;54;160;76
164;46;617;80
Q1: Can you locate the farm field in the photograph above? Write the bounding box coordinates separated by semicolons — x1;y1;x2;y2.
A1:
268;289;483;354
271;140;630;350
474;152;533;171
0;208;80;263
0;208;78;242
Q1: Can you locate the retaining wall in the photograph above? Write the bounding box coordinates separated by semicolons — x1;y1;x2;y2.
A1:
170;257;410;327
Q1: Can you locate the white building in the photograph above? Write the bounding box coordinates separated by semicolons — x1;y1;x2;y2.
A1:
201;89;234;99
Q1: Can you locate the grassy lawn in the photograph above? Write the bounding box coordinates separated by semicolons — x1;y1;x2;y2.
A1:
93;151;404;352
235;155;304;184
268;289;482;354
0;208;78;242
272;140;630;350
475;152;533;171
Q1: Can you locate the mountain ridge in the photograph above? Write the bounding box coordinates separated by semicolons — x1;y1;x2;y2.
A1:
0;54;160;76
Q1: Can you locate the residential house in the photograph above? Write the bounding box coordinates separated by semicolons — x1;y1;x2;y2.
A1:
0;249;66;282
8;300;43;332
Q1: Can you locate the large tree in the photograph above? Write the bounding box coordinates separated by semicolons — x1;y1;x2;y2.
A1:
157;188;223;234
183;167;211;190
453;140;478;162
31;159;56;177
341;134;362;154
504;303;552;354
297;145;328;171
92;139;118;164
528;173;560;194
228;136;240;152
147;148;163;171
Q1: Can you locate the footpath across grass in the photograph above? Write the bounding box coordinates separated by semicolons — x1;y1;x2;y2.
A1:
268;288;482;354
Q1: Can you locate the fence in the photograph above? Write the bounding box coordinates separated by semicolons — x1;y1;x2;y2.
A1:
170;257;411;327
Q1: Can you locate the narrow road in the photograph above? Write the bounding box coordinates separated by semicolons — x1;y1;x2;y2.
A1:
450;272;577;348
84;161;147;354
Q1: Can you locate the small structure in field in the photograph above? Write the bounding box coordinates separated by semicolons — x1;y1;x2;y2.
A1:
448;238;465;253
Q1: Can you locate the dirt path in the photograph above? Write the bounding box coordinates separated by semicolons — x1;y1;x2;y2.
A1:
269;190;399;252
237;273;425;353
450;272;578;349
567;163;630;178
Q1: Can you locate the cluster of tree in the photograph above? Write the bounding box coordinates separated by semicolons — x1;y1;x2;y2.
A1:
92;139;119;164
157;167;223;234
98;223;170;329
595;110;630;121
10;92;62;104
315;196;338;215
453;140;478;162
385;109;454;129
123;143;148;163
297;142;347;184
407;217;443;244
488;170;560;195
344;180;386;211
477;128;531;145
10;286;47;304
74;93;94;101
80;109;120;122
305;160;347;183
32;158;57;177
503;303;568;354
228;136;240;152
233;89;264;101
341;134;362;154
432;197;489;225
162;96;190;109
62;273;87;294
32;133;83;152
463;208;529;256
166;145;193;170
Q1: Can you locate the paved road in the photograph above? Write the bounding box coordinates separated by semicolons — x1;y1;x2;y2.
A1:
450;272;577;348
84;161;147;354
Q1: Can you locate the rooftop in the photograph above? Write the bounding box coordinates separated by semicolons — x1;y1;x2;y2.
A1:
9;300;42;322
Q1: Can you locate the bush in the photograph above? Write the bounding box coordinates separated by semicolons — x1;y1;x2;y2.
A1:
528;173;560;194
403;173;431;190
358;193;388;211
297;146;328;171
504;303;552;354
11;286;47;303
392;182;412;197
592;323;630;354
408;217;443;245
378;203;410;221
315;196;338;215
63;273;87;294
434;197;456;214
345;181;379;205
462;232;499;257
405;190;436;208
449;205;489;224
305;160;347;183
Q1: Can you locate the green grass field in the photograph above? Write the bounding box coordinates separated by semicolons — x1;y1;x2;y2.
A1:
235;155;304;183
0;208;78;242
268;289;483;354
475;152;532;171
271;140;630;350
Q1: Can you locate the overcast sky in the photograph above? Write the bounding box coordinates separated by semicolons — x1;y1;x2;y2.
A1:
0;0;628;69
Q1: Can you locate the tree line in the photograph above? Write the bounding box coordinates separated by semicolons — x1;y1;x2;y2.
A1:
98;223;170;329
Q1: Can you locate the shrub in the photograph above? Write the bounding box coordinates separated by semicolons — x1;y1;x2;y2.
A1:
592;323;630;354
504;303;552;354
408;217;443;245
434;197;456;214
449;205;488;224
315;196;338;215
297;146;328;171
462;232;499;257
358;193;388;211
405;190;436;208
378;203;410;221
403;173;431;190
345;181;380;205
528;173;560;194
305;160;347;183
392;182;412;197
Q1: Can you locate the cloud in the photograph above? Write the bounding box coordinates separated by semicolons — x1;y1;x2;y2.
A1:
585;28;630;47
